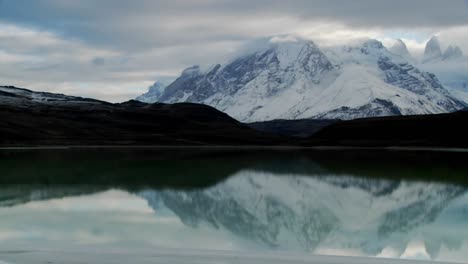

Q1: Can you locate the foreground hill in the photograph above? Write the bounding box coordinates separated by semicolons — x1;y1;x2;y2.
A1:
0;86;283;146
309;110;468;148
248;119;338;138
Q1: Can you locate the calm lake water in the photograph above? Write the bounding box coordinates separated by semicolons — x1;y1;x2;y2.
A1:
0;148;468;263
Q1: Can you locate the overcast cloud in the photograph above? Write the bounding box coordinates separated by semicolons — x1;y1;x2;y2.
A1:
0;0;468;102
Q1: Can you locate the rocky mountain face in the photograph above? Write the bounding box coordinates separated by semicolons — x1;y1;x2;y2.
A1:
138;37;464;122
139;171;466;258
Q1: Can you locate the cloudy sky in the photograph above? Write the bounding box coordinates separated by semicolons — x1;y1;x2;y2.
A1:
1;0;468;102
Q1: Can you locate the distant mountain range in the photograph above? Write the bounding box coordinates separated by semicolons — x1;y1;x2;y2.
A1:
421;36;464;63
388;36;468;102
137;36;466;122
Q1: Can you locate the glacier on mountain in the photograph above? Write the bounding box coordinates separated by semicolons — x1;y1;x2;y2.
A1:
137;37;464;122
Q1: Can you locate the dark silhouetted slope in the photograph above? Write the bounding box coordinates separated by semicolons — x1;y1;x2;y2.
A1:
309;110;468;148
0;86;284;146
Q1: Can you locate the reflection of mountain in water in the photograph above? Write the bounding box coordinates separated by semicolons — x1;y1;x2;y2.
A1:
2;149;468;260
139;171;466;258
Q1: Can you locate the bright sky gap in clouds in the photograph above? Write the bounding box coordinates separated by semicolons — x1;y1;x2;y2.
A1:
0;0;468;102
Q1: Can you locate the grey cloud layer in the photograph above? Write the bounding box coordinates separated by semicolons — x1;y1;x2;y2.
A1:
1;0;468;51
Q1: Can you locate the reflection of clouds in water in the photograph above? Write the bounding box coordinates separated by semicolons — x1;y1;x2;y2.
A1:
314;247;365;258
438;242;468;263
21;190;153;213
416;191;468;261
0;190;257;252
400;240;430;260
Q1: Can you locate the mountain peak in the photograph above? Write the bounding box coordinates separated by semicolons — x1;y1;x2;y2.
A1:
239;36;317;59
443;45;464;60
269;37;317;51
181;65;202;77
266;37;324;69
358;39;386;56
390;39;411;58
362;39;384;49
424;36;442;62
269;35;311;44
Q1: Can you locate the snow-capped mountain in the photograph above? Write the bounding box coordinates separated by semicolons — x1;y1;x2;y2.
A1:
136;82;167;103
138;37;464;122
139;171;466;258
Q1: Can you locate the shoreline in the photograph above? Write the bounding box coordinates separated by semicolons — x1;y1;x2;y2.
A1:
1;145;468;153
0;247;458;264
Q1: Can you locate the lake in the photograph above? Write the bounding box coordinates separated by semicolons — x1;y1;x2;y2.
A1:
0;148;467;264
